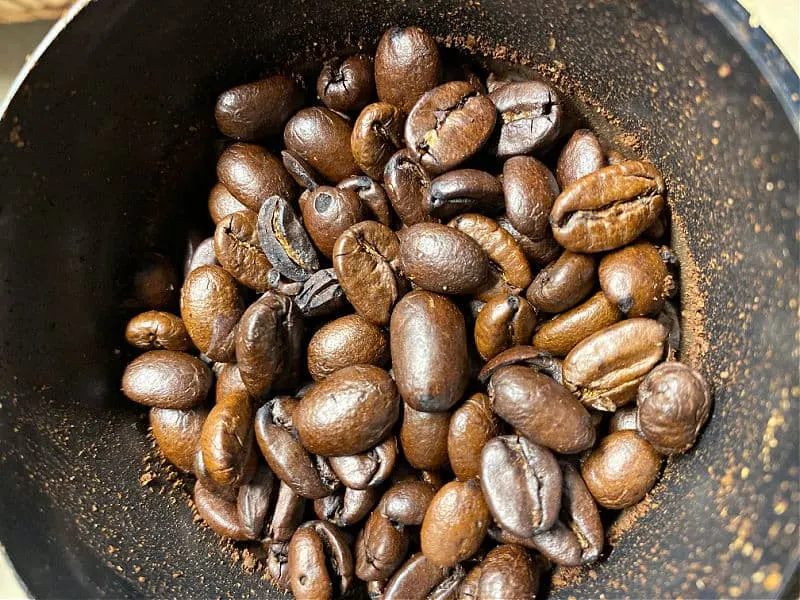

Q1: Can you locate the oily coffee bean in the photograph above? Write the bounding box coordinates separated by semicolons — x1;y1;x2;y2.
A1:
237;465;275;539
300;185;367;258
527;250;596;314
559;462;604;564
294;365;400;456
382;553;451;600
268;481;306;543
281;149;321;191
352;103;406;180
267;542;292;590
563;318;669;411
307;314;389;381
489;365;595;454
288;521;354;599
150;406;208;472
581;430;662;509
355;509;410;582
460;544;540;600
420;479;489;568
315;486;379;528
609;405;639;433
337;175;394;227
214;210;273;292
474;294;537;360
599;241;673;316
550;160;666;252
383;148;434;226
215;74;303;140
194;479;254;541
400;402;451;470
489;80;562;157
333;221;405;325
427;169;504;220
447;393;499;481
128;253;178;310
317;54;375;114
328;436;398;490
122;351;212;409
404;81;496;174
497;216;561;266
216;143;297;212
125;311;191;351
398;223;489;295
185;236;219;277
381;480;437;527
294;268;347;318
489;521;583;567
556;128;607;188
267;272;304;296
374;26;441;113
208;182;249;225
214;361;248;402
532;290;622;357
283;106;360;182
480;435;561;538
503;156;560;241
390;290;470;412
478;345;563;384
636;362;711;454
180;265;244;362
257;195;320;282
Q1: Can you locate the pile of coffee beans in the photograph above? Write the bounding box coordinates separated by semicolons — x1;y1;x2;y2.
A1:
121;25;712;599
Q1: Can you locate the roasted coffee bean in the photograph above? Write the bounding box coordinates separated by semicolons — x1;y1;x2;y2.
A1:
374;26;441;113
288;521;354;599
478;345;563;384
214;362;249;402
405;81;496;174
490;80;562;157
355;509;410;582
266;272;304;296
599;241;673;316
122;351;212;409
295;365;400;456
657;301;681;359
257;195;320;282
194;479;254;541
399;223;489;295
400;402;451;470
503;156;560;241
128;253;178;310
550;161;666;252
216;143;296;212
268;481;306;543
563;318;669;411
609;405;639;433
485;71;529;94
383;553;451;600
307;314;389;381
328;437;398;490
333;221;405;325
559;462;604;564
461;544;540;600
317;54;375;114
474;294;537;360
284;106;360;182
281;149;321;191
185;236;219;277
381;480;437;527
421;479;489;568
532;291;622;357
338;176;394;227
215;74;303;140
427;169;504;220
497;216;561;266
237;465;275;539
150;406;207;472
352;103;406;180
294;268;347;318
391;291;469;412
581;430;662;509
180;265;244;362
315;485;380;527
489;365;595;454
636;362;711;454
301;185;367;258
208;182;249;225
214;210;273;292
489;521;582;567
527;251;596;314
267;542;292;590
447;393;498;481
125;311;192;352
556;128;606;188
480;435;561;538
384;149;434;226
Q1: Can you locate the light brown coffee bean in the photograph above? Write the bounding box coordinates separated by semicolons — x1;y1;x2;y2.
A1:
307;314;389;382
122;351;212;409
284;107;360;183
125;311;192;352
216;143;297;212
527;251;596;314
599;241;673;316
400;402;451;471
503;156;560;241
374;26;441;113
474;294;537;360
214;210;273;292
351;102;406;180
556;129;606;188
150;406;208;472
208;182;249;225
447;393;499;481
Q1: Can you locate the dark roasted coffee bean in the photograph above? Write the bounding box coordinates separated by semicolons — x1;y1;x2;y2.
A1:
384;149;434;226
581;430;662;509
478;345;563;384
503;156;560;241
194;479;254;541
288;521;354;599
381;480;437;527
355;509;410;582
399;223;489;295
352;103;406;180
281;149;321;191
185;236;219;277
550;161;666;252
215;74;303;140
609;405;639;433
122;351;212;409
338;175;395;227
208;182;249;225
560;462;604;564
294;268;348;318
307;314;389;381
497;216;561;266
375;26;441;113
257;195;320;282
489;521;583;567
125;311;191;351
599;241;673;316
637;362;711;454
427;169;504;220
267;481;306;543
400;402;451;470
284;106;360;182
267;541;292;590
405;81;496;175
383;553;450;600
315;485;380;527
563;318;669;411
128;253;178;310
480;435;561;538
447;393;498;481
150;406;207;472
317;54;375;114
237;465;275;539
328;436;398;490
556;128;607;188
461;544;540;600
301;185;367;258
474;294;537;360
214;210;273;292
216;143;296;212
391;291;469;412
489;365;595;454
490;80;562;157
527;250;596;314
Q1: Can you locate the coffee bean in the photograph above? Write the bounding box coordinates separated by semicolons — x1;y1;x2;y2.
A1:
489;521;583;567
288;521;354;599
461;544;540;600
352;103;406;180
478;345;563;384
355;509;409;582
214;210;273;292
503;156;560;240
485;71;529;94
381;480;437;528
317;55;375;114
382;553;451;600
384;149;435;226
184;237;219;276
497;216;561;266
122;350;212;409
560;462;604;564
194;479;254;541
125;311;192;352
599;241;673;316
284;106;360;182
216;143;297;212
609;405;639;433
447;393;499;481
307;314;389;381
267;481;306;543
128;253;178;310
550;160;666;252
150;406;207;472
390;291;469;412
281;149;321;191
237;465;275;539
301;185;367;258
294;268;347;318
267;542;291;590
581;430;662;509
328;436;398;490
400;402;451;470
315;486;380;527
656;301;681;359
208;182;249;225
556;129;607;188
490;80;562;157
527;250;596;314
257;195;320;282
474;294;537;360
427;169;504;220
337;175;395;227
215;74;303;140
375;26;441;113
